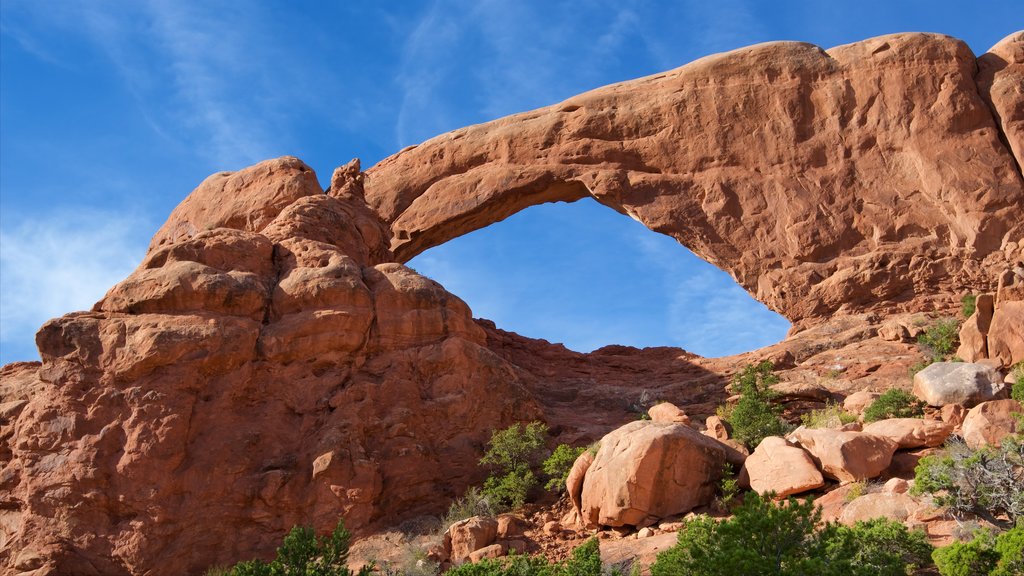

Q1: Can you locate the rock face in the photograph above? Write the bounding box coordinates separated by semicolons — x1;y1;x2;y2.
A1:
579;421;725;528
2;30;1024;575
912;362;1007;407
444;516;498;564
364;32;1024;323
957;294;994;362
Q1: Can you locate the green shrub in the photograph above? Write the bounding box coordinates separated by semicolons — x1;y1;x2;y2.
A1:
801;402;858;429
1011;362;1024;404
917;318;961;362
993;527;1024;576
863;389;925;423
542;444;585;492
912;437;1024;530
933;533;1000;576
480;421;549;509
442;486;496;529
651;492;934;576
650;492;933;576
826;518;934;575
962;294;977;318
719;361;789;449
445;538;603;576
220;519;372;576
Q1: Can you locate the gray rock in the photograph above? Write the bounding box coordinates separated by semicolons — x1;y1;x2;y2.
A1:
912;362;1006;407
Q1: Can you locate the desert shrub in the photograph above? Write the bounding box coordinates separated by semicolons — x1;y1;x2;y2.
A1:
917;318;961;362
542;444;585;492
962;294;977;318
445;538;604;576
719;361;789;449
801;402;858;429
1011;362;1024;404
844;480;868;502
442;486;497;529
863;389;925;423
480;421;549;509
826;518;934;576
716;464;741;509
992;527;1024;576
650;492;933;576
912;437;1024;530
933;532;1001;576
222;519;372;576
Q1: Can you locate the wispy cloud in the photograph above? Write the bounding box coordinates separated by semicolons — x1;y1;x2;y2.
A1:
0;210;151;364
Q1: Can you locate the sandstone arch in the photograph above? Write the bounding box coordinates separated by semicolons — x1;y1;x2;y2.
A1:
364;32;1024;324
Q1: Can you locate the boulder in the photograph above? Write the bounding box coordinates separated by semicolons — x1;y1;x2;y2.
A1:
861;418;953;449
912;362;1006;407
883;478;910;494
844;391;881;415
940;404;968;428
495;514;529;539
790;428;898;482
840;492;924;525
742;436;824;498
580;421;726;528
703;415;730;441
648;402;692;425
961;399;1023;448
566;449;595;517
957;294;994;362
988;301;1024;367
468;543;506;562
444;516;498;564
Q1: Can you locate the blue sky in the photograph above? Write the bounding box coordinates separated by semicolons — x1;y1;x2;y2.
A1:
1;1;1020;364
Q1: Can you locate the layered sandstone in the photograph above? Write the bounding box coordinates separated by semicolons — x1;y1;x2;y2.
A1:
1;30;1023;575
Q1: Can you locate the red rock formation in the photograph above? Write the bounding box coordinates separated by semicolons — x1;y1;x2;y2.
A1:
1;31;1023;574
365;33;1024;323
1;158;542;575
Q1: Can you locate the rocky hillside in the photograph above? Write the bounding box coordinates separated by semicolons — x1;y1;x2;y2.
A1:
1;30;1022;575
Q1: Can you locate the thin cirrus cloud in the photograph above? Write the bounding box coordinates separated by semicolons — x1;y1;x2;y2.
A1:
0;211;151;365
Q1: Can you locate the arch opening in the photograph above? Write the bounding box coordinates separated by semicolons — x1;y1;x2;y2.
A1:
406;196;790;357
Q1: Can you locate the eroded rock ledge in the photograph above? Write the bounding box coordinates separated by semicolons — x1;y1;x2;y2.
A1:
0;31;1022;575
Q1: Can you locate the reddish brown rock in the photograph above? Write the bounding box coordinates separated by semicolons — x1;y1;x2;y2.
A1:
988;301;1024;367
977;32;1024;174
742;436;824;498
580;421;725;528
703;415;730;441
957;294;994;362
366;33;1024;323
566;449;595;519
940;404;968;428
445;516;499;564
468;543;506;562
961;399;1023;448
840;493;924;525
648;402;691;425
861;418;954;449
844;390;881;415
790;428;898;481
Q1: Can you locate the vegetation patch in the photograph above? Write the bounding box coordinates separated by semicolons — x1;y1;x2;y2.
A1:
650;492;933;576
542;444;586;492
862;389;925;423
717;361;790;449
961;294;977;318
210;519;372;576
800;402;858;429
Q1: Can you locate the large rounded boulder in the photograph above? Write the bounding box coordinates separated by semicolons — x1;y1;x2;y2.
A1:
580;420;726;528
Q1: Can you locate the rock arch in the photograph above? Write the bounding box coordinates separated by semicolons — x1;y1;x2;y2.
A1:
364;32;1024;324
